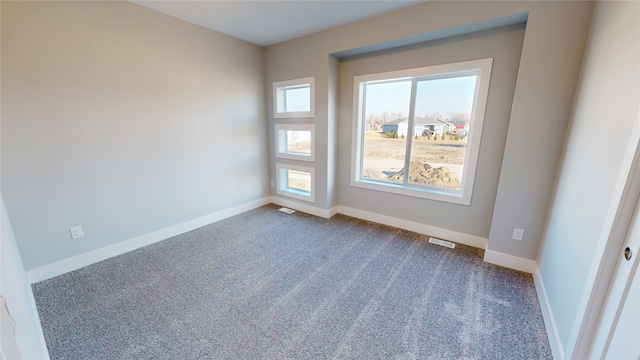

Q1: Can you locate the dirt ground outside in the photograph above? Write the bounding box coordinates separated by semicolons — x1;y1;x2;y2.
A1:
287;170;311;192
362;132;467;189
282;133;466;191
286;141;311;155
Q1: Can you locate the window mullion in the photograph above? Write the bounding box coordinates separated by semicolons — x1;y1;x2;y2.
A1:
283;89;288;112
403;79;418;185
359;84;368;180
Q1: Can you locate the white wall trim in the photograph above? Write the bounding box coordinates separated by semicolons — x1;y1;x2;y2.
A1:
269;196;338;219
2;195;51;359
483;249;537;273
534;267;565;360
336;205;487;249
565;112;640;359
27;197;271;284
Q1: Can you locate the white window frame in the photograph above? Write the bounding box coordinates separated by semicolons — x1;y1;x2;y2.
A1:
276;163;315;203
275;124;315;162
273;77;315;118
350;58;493;205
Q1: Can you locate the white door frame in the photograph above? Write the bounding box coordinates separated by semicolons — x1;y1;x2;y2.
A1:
566;114;640;359
593;195;640;358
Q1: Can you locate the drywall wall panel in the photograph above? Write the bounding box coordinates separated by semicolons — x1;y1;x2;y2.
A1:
327;55;340;209
265;47;333;209
537;0;639;351
487;1;594;259
1;1;268;270
337;25;525;238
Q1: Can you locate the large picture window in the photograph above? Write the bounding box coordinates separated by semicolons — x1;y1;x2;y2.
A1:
350;58;493;205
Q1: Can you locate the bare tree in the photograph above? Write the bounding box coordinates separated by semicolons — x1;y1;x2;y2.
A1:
380;111;389;123
448;112;470;126
389;112;405;121
423;112;443;122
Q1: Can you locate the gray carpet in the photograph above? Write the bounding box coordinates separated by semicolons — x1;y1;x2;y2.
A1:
33;204;552;359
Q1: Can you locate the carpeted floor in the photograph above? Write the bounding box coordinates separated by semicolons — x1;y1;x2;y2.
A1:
33;204;552;359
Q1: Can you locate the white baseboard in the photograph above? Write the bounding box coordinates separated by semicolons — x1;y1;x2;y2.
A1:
533;268;565;360
269;196;338;219
23;195;562;360
26;196;537;286
335;205;488;249
27;197;271;284
483;249;537;273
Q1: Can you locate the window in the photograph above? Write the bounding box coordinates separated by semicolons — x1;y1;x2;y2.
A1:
275;124;315;162
351;58;493;205
273;77;315;118
276;163;315;202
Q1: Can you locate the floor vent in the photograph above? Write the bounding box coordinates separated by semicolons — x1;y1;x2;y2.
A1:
278;207;295;214
428;237;455;249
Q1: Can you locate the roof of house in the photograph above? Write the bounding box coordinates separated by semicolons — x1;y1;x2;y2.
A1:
383;117;455;126
382;118;407;125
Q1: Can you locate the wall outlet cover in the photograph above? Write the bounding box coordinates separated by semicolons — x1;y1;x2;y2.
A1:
512;228;524;241
70;226;84;240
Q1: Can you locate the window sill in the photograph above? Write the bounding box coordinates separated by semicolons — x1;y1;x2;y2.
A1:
350;178;471;206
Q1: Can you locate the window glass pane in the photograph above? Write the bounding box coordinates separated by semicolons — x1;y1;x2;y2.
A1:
275;125;314;162
287;169;311;192
273;77;314;118
409;76;477;189
276;163;315;202
286;130;311;155
361;80;412;183
285;85;311;112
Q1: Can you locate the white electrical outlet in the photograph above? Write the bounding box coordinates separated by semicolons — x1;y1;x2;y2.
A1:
270;179;275;187
70;226;84;240
512;228;524;241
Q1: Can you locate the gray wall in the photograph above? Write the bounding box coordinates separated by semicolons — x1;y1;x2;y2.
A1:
538;0;639;353
486;2;594;259
1;1;268;271
265;1;594;260
338;25;525;239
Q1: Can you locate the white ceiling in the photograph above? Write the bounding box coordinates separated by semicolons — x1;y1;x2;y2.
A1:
130;1;428;47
